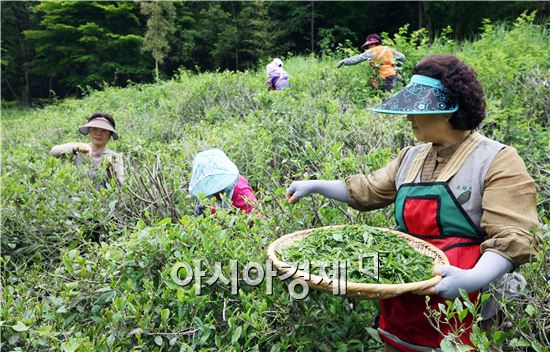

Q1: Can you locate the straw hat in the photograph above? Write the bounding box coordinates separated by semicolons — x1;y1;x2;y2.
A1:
79;113;119;140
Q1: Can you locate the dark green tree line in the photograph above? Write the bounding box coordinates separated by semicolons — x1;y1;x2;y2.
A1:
23;1;148;98
1;1;547;104
1;2;37;106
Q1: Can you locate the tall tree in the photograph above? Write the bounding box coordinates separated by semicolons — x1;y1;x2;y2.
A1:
238;1;280;69
140;1;176;81
1;2;38;105
310;0;315;53
24;1;149;96
163;2;201;74
270;2;311;53
196;3;237;70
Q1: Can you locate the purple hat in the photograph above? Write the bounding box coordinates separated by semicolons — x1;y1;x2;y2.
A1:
361;37;381;49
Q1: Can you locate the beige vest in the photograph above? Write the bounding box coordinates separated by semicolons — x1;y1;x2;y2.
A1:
395;132;505;227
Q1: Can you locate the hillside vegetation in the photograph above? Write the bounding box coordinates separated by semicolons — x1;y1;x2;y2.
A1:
1;15;549;351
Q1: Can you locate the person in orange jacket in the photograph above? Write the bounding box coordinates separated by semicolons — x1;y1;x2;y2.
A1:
337;33;405;92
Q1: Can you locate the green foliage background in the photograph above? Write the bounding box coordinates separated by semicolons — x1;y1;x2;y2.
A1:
2;1;548;103
1;15;549;351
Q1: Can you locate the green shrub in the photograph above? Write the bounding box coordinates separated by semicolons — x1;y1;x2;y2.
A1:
1;215;381;351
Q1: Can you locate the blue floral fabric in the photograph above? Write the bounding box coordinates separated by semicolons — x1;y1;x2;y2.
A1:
189;149;239;198
372;75;458;114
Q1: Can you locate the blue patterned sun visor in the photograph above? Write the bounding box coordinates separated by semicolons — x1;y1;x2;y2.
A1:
372;75;459;115
189;149;239;198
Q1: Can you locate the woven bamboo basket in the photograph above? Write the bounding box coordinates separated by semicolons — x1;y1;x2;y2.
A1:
267;225;449;300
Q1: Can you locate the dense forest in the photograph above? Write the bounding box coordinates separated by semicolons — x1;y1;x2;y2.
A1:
1;1;548;104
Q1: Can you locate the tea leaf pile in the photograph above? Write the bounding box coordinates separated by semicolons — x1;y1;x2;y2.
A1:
280;226;434;284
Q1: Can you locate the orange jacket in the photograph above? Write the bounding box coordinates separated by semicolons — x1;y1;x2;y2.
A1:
339;45;406;79
368;45;398;79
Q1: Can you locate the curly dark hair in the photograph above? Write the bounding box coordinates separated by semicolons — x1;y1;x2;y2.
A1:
413;54;486;130
89;112;116;129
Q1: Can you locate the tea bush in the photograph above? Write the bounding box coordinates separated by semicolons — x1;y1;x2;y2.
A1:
1;214;382;351
1;15;548;351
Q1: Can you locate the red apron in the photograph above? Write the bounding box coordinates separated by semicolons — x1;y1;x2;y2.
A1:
378;182;485;351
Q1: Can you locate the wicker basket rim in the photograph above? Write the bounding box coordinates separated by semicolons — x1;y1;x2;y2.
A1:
267;225;450;294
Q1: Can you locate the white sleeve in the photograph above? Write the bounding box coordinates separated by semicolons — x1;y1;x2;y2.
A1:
50;142;78;157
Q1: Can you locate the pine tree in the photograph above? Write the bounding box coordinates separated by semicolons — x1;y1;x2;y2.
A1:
164;2;200;73
1;2;38;105
238;1;281;69
196;3;237;70
140;1;176;81
24;1;148;96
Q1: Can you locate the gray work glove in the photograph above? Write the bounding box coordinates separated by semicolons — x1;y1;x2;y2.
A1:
336;60;345;68
435;251;514;300
286;180;348;204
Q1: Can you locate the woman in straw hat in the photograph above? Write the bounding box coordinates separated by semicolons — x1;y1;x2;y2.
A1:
337;33;405;92
287;54;540;351
50;112;124;185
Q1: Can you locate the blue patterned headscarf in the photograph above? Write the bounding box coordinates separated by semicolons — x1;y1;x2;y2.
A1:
189;149;239;198
372;75;458;115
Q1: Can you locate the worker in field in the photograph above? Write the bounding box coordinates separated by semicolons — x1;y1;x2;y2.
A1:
337;33;406;92
50;112;124;186
287;54;541;351
190;149;257;216
266;58;290;91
